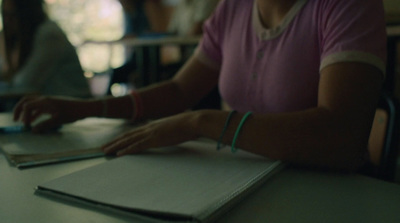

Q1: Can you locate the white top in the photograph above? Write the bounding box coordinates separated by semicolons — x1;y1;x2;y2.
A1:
11;20;91;97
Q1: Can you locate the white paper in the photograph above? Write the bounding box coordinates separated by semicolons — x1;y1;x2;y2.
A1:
38;141;283;222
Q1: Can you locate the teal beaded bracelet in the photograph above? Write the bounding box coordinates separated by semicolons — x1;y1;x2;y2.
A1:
231;112;252;153
216;110;237;150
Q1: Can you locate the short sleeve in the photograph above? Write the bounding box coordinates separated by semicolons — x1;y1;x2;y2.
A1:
194;0;227;70
319;0;387;74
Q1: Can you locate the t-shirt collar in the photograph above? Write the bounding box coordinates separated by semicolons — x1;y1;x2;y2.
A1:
252;0;308;40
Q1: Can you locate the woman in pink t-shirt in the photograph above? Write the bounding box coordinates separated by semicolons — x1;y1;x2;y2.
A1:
13;0;386;171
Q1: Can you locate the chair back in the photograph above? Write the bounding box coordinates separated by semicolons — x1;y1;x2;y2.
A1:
368;92;400;181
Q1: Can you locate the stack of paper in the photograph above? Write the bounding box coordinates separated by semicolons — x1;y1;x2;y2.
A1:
36;141;283;222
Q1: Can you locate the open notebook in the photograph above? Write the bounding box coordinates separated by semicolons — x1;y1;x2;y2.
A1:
0;113;132;167
36;140;283;223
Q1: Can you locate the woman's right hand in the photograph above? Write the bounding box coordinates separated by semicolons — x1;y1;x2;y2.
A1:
13;95;84;133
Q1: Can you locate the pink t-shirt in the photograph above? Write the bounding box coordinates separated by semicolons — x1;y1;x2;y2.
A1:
195;0;387;113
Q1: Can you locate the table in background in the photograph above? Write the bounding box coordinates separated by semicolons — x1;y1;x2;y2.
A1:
85;36;200;89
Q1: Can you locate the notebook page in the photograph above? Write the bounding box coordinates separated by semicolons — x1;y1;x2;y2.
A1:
37;140;283;222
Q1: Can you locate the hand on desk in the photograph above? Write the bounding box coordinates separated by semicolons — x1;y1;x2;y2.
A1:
12;95;200;155
13;96;82;133
102;112;199;156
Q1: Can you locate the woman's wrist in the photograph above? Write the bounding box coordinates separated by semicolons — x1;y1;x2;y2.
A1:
73;98;103;119
130;91;143;121
83;95;138;120
186;110;204;138
188;109;223;140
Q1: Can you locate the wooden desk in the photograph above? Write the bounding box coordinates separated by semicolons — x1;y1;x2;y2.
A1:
1;152;400;222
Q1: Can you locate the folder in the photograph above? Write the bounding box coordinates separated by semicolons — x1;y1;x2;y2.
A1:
36;140;283;222
0;115;132;168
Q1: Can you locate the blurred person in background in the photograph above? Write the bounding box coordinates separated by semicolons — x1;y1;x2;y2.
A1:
0;0;91;110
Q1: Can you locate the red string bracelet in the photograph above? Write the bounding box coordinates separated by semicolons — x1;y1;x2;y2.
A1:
130;91;143;121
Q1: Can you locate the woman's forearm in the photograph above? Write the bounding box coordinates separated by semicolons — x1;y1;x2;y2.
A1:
99;80;192;121
194;108;371;171
133;56;220;120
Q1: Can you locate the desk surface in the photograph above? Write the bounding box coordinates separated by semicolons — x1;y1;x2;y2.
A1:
83;36;201;48
1;153;400;223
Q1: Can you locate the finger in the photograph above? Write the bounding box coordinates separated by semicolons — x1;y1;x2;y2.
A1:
102;135;138;155
20;100;41;125
101;133;132;151
20;97;52;126
101;128;146;151
116;136;153;156
13;96;36;121
102;135;132;154
31;117;60;133
21;106;34;126
29;110;48;125
102;130;148;155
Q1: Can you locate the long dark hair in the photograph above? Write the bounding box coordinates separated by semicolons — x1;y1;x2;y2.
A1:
2;0;48;74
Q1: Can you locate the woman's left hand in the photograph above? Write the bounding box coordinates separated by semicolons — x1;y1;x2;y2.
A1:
101;112;200;156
